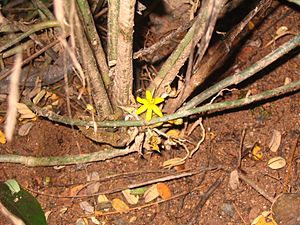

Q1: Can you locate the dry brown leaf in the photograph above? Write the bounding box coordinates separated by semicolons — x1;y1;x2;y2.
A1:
143;184;159;203
16;103;36;120
229;169;240;190
79;201;94;214
111;198;130;213
97;194;109;204
33;89;46;104
18;122;34;136
122;189;139;205
268;156;286;170
268;130;281;153
157;183;172;200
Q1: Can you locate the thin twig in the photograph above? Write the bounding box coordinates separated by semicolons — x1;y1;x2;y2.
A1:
282;135;299;192
26;167;219;198
238;172;275;203
237;129;246;168
187;178;223;225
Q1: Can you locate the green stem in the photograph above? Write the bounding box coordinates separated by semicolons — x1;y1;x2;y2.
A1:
180;34;300;111
0;21;60;53
27;77;300;127
76;0;110;87
0;147;136;167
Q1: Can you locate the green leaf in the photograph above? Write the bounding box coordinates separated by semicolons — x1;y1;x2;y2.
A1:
0;180;47;225
286;0;300;6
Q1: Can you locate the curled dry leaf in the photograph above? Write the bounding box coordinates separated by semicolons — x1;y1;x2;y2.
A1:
229;170;240;190
268;156;286;170
143;184;159;203
268;130;281;153
111;198;129;213
18;122;34;136
122;189;139;205
157;183;172;200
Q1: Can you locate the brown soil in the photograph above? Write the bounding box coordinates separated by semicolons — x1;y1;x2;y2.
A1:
1;2;300;225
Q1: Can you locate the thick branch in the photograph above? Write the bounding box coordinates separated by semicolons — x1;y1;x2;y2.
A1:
111;0;136;107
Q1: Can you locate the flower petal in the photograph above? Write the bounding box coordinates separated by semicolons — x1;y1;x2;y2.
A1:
146;108;153;121
145;90;153;101
151;105;163;117
136;105;148;115
136;96;148;104
153;97;164;105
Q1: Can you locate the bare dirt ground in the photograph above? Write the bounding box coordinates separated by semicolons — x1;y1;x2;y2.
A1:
0;1;300;225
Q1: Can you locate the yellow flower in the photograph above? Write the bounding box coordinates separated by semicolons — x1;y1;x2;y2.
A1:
136;90;164;121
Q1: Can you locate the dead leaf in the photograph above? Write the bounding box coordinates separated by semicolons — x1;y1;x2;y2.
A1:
229;170;240;190
79;201;94;214
157;183;172;200
143;184;159;203
0;129;6;144
268;130;281;152
268;157;286;170
122;189;139;205
90;216;100;225
111;198;130;213
16;103;36;120
33;89;46;104
18;122;34;136
97;194;109;204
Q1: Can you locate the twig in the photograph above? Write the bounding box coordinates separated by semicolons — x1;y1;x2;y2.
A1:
238;172;275;203
237;129;246;168
187;178;223;225
0;39;62;82
133;17;195;60
26;76;300;128
232;203;247;225
282;135;299;192
26;167;219;198
189;118;206;157
127;167;218;189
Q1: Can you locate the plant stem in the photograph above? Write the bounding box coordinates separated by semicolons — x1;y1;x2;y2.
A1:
180;34;300;111
0;21;60;53
76;0;110;87
27;77;300;127
0;147;136;167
